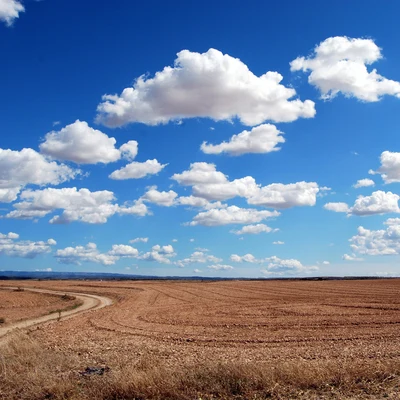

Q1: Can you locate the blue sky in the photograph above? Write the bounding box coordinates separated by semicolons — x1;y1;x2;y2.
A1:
1;0;400;277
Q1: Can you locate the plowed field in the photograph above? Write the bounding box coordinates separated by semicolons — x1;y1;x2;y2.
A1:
0;287;80;325
2;279;399;362
1;279;400;399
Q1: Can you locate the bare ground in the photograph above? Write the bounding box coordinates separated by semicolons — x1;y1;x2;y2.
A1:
1;279;399;399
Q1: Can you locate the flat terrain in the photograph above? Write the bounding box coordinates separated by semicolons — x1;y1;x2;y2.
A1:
0;287;81;325
1;279;399;399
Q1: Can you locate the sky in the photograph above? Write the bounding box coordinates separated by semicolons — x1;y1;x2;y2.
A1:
1;0;400;278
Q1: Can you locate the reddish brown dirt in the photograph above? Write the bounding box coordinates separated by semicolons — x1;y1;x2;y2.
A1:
0;288;80;325
1;279;399;371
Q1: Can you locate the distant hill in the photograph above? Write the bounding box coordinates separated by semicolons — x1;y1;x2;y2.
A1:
0;270;391;281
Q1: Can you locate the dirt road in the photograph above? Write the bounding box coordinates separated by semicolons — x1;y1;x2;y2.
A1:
0;287;113;341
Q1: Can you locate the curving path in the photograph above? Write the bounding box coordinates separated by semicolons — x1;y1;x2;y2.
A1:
0;287;113;341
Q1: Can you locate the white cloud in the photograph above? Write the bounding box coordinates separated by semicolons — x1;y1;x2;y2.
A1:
291;36;400;101
39;120;124;164
273;241;284;245
230;253;260;263
371;151;400;183
108;244;139;258
0;148;78;203
322;261;330;265
324;202;350;213
55;242;139;265
342;253;364;261
193;176;259;202
0;232;56;259
173;163;321;208
193;269;202;273
176;195;210;208
231;253;318;275
109;159;167;180
349;222;400;256
0;0;24;26
138;244;176;264
351;191;400;216
96;48;315;127
0;187;21;203
55;243;117;265
384;218;400;226
230;224;274;235
171;162;227;186
5;187;150;223
200;124;285;156
247;182;319;209
119;141;138;161
189;205;279;226
261;256;318;275
208;264;234;271
175;251;222;267
353;178;375;188
129;237;148;244
141;187;178;207
325;192;400;216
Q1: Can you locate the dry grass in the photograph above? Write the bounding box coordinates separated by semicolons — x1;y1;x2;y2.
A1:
1;334;399;400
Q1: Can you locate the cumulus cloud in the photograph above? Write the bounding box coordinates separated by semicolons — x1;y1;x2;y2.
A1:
0;148;78;203
349;222;400;256
0;232;56;259
247;182;319;209
353;178;375;188
342;253;364;261
138;244;176;264
109;159;167;180
208;264;234;271
5;187;149;223
173;163;322;208
171;162;227;186
56;243;116;265
230;224;274;235
141;187;178;207
55;242;139;265
231;253;318;275
324;202;350;213
189;206;279;226
261;256;318;275
96;48;315;127
0;0;24;26
119;141;139;161
325;191;400;216
230;253;260;263
370;151;400;183
175;251;222;267
40;120;125;164
273;241;284;245
351;191;400;216
200;124;285;156
108;244;139;258
291;36;400;101
193;176;259;202
129;237;148;244
177;195;210;208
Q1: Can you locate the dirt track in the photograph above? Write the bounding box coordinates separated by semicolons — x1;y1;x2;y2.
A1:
0;287;113;342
